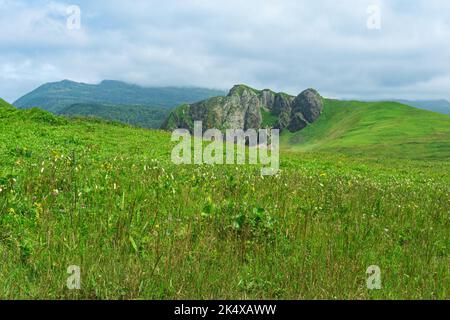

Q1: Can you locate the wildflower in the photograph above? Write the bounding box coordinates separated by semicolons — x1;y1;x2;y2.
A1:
52;189;59;196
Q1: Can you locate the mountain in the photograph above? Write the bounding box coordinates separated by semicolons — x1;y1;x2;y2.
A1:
58;103;169;129
281;99;450;159
13;80;226;112
392;99;450;115
161;84;324;133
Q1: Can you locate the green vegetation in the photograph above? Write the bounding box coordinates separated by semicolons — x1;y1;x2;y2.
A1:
228;84;262;96
261;109;278;127
1;98;15;110
227;84;293;100
161;103;193;130
14;80;226;112
281;99;450;160
58;103;169;129
0;99;448;299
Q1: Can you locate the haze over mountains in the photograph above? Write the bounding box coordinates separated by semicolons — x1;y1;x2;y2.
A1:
391;100;450;116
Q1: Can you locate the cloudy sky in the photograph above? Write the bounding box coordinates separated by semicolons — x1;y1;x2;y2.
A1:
1;0;449;102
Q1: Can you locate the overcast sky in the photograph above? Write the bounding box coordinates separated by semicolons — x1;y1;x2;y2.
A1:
1;0;449;102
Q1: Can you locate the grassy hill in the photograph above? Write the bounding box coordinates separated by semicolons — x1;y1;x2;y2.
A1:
0;98;14;110
0;99;448;299
14;79;226;112
281;99;450;160
58;103;169;129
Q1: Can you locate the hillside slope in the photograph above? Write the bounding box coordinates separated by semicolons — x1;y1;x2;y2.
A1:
281;99;450;160
0;98;14;110
58;103;168;129
13;80;226;112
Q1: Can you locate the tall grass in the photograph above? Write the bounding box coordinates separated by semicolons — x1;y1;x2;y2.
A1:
0;109;448;299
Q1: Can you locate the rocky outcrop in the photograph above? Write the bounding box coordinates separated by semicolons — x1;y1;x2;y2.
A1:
291;89;323;123
161;84;323;133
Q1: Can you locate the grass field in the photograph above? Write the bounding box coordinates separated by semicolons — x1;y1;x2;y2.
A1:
0;99;448;299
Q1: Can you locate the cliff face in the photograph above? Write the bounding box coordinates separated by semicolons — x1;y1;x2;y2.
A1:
161;84;323;133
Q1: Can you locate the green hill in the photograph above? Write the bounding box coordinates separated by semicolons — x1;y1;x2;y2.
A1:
281;99;450;160
14;79;226;112
58;103;169;129
0;98;14;110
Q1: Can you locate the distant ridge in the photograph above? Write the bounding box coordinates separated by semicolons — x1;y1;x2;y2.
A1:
13;79;226;112
392;99;450;116
360;98;450;116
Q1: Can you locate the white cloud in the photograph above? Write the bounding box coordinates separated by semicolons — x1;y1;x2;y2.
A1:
0;0;449;102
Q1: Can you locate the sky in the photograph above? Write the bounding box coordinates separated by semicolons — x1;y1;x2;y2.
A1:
1;0;450;102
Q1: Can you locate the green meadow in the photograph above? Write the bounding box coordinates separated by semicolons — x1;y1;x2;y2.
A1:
0;98;448;299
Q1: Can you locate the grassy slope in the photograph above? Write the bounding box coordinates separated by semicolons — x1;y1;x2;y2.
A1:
261;109;278;127
0;98;14;109
281;99;450;160
0;100;448;299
